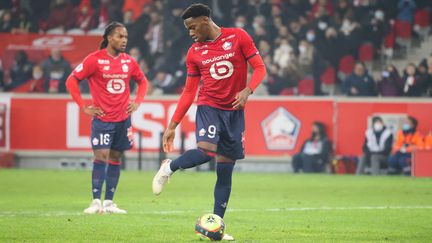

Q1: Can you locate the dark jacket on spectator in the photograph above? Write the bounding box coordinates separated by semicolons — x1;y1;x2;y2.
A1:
343;71;376;96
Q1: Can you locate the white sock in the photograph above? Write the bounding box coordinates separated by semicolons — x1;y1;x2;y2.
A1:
164;161;173;175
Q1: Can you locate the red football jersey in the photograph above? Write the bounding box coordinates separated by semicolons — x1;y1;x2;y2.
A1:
72;49;144;122
186;28;259;110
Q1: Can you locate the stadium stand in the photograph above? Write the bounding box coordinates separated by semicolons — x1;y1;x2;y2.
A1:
0;0;431;97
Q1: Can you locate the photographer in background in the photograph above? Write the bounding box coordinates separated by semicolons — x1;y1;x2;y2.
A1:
388;116;424;175
357;116;393;175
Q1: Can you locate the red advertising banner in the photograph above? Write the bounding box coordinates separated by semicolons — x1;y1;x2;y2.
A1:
6;95;432;156
0;33;100;82
335;100;432;155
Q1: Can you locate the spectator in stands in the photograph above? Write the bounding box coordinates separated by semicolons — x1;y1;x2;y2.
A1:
298;39;326;95
334;0;353;25
7;50;33;91
127;3;152;53
364;9;389;50
343;62;376;96
357;116;393;175
94;0;123;30
339;17;362;57
0;10;13;32
417;60;432;96
144;12;164;60
41;48;71;93
388;116;424;175
316;27;342;70
46;0;74;32
273;38;294;70
122;9;134;31
377;64;403;96
74;2;95;31
152;68;178;94
129;47;141;61
29;65;46;93
292;121;332;173
397;0;417;24
11;9;33;34
402;63;422;96
266;64;292;95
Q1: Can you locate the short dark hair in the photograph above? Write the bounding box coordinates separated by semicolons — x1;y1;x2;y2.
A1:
181;4;211;20
407;116;418;129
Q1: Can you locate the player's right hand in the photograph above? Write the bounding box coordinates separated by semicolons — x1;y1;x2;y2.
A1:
162;128;176;153
82;105;105;117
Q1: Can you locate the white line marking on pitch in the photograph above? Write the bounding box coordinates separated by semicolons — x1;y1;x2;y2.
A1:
1;205;431;217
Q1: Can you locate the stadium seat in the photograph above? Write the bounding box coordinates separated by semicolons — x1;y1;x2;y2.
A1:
414;8;430;41
298;78;314;96
381;32;395;64
358;43;374;62
320;66;336;95
279;87;296;95
394;20;412;52
337;55;355;81
358;43;374;70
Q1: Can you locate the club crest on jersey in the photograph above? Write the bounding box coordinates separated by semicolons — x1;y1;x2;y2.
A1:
92;137;99;146
222;41;232;51
199;128;206;136
122;64;128;72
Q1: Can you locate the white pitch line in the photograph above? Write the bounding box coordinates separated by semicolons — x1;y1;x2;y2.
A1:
1;205;432;218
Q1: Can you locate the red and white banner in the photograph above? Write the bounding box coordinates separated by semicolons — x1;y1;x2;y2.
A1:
4;95;432;156
0;33;100;82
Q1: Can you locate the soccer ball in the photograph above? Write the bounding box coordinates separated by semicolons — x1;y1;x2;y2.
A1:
195;213;225;241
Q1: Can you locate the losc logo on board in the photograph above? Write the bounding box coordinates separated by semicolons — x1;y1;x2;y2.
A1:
32;36;73;47
261;107;301;150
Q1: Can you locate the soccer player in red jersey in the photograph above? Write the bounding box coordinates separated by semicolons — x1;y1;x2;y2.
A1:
66;22;148;214
152;4;266;240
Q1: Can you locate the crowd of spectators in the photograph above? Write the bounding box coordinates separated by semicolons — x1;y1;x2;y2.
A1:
0;0;431;97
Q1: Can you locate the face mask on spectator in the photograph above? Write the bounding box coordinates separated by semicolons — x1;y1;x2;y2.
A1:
306;33;315;42
402;123;411;131
382;71;390;78
33;72;43;80
318;21;327;30
373;123;383;132
374;10;384;21
299;45;307;53
235;21;245;28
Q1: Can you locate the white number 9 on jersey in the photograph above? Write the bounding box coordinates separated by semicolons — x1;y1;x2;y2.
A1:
107;79;126;94
210;60;234;80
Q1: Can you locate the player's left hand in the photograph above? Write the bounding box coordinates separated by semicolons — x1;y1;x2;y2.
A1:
232;87;252;109
127;102;140;113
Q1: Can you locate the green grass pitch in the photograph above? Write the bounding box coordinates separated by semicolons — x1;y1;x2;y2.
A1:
0;169;431;242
